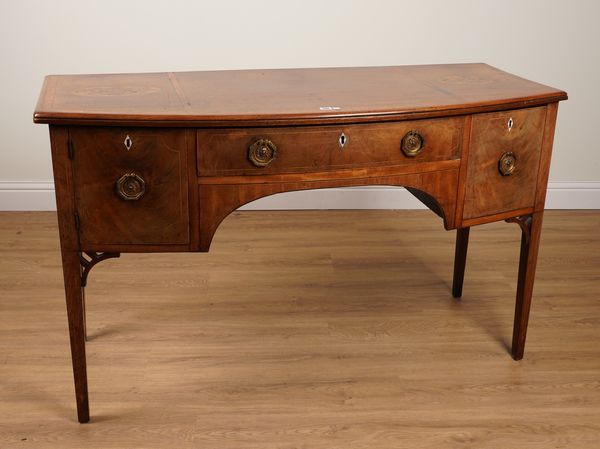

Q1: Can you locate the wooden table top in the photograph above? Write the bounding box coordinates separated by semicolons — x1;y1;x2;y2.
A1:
34;63;566;127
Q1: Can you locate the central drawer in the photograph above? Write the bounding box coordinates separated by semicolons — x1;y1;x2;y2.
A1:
197;117;464;176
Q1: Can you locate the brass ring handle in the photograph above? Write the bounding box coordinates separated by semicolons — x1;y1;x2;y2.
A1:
401;131;425;157
498;152;517;176
248;138;277;167
116;172;146;201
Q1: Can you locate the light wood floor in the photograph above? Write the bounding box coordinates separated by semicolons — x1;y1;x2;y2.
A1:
1;210;599;449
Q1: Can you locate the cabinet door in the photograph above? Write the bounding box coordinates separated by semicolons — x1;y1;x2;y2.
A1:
463;107;546;220
71;127;189;246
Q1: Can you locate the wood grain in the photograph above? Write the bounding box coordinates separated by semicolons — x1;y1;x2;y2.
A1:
70;127;190;246
463;106;546;220
32;64;568;425
1;210;599;448
197;170;459;251
197;117;463;176
534;102;559;211
48;127;89;423
34;64;567;127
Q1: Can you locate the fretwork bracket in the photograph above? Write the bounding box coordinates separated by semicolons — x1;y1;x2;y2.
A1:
79;252;120;287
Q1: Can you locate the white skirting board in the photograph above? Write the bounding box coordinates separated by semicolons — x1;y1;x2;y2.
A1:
0;181;599;211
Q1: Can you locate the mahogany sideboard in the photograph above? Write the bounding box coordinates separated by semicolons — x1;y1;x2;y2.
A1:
34;63;567;423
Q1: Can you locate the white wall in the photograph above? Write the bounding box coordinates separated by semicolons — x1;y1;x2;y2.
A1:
1;0;599;209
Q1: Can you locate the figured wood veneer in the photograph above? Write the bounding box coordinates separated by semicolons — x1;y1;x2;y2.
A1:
34;64;567;423
70;127;189;245
197;117;463;176
463;106;546;219
35;64;566;127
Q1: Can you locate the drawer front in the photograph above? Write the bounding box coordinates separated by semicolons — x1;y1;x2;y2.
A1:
463;106;546;220
71;128;189;245
197;117;463;176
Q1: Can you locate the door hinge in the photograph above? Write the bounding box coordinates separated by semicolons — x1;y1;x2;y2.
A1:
74;212;80;230
68;140;74;160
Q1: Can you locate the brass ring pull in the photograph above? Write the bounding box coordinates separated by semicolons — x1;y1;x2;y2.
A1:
498;152;517;176
248;138;277;167
401;131;425;157
116;172;146;201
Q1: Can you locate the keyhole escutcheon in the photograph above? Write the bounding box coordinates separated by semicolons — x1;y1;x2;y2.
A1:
338;132;347;149
124;135;133;150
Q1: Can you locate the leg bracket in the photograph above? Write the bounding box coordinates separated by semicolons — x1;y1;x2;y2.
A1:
506;215;533;244
79;252;120;287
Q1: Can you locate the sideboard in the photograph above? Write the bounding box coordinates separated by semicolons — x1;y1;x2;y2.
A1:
34;63;567;422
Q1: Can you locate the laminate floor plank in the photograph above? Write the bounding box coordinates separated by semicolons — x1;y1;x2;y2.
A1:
0;210;599;448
